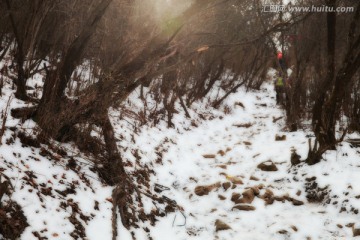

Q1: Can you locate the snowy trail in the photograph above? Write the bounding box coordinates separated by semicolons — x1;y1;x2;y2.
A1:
119;83;360;240
1;82;360;239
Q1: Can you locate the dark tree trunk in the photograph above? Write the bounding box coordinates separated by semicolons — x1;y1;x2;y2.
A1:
14;51;28;100
312;0;337;149
100;115;125;184
5;0;28;100
308;1;360;164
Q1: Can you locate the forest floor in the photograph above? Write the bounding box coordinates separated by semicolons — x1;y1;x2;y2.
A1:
1;74;360;240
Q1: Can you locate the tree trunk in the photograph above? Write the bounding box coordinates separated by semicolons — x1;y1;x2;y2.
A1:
312;0;337;149
5;0;28;100
34;0;112;137
308;1;360;164
14;51;28;100
100;114;125;184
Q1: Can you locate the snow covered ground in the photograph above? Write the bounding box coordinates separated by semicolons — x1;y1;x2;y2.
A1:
117;84;360;240
1;73;360;239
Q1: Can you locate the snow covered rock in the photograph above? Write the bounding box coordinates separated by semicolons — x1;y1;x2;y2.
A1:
222;182;231;191
353;223;360;237
275;134;286;141
231;193;241;202
232;204;256;211
194;182;221;196
261;189;275;205
234;188;255;204
257;160;278;171
215;219;231;231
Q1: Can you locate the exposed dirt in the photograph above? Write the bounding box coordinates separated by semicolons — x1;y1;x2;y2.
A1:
0;200;29;240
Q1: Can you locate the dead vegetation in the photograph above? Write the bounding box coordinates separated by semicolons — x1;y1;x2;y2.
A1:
0;173;28;240
0;200;29;240
1;0;277;235
0;0;359;237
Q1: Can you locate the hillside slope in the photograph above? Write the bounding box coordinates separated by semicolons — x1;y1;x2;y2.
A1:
0;79;360;240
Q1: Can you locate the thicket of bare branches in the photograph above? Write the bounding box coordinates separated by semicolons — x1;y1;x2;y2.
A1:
1;0;359;236
276;0;360;164
0;0;277;235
